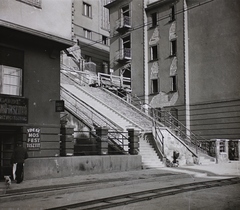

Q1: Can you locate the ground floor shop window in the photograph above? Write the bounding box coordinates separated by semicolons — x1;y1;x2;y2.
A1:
0;65;22;96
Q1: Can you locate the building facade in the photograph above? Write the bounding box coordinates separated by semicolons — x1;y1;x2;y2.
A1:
106;0;240;141
71;0;110;74
0;0;73;178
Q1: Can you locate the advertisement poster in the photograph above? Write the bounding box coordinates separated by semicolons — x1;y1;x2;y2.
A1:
26;127;41;151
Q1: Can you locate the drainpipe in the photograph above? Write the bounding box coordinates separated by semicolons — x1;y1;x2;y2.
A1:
183;0;191;137
143;0;149;110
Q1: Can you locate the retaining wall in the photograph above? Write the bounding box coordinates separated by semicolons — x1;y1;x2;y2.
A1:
24;155;142;180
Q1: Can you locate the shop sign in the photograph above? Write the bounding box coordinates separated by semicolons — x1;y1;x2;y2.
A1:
0;95;28;123
26;127;41;151
55;100;64;112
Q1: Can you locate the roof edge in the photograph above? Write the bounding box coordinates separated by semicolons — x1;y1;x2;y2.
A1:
0;20;75;47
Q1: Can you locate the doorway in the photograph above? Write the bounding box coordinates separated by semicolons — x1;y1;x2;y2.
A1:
0;126;22;179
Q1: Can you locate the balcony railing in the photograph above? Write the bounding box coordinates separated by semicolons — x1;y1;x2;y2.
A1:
116;48;131;61
116;16;131;31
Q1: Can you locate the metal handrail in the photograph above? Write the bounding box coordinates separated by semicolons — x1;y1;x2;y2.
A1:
60;72;129;153
107;88;212;155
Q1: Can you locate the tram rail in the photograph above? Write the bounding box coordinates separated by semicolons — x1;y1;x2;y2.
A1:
44;177;240;210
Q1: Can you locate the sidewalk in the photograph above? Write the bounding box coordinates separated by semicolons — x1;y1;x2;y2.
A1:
1;161;239;194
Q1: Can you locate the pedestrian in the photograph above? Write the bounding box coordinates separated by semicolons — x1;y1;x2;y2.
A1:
11;141;28;184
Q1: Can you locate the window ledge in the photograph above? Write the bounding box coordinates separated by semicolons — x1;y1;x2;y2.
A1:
149;59;158;63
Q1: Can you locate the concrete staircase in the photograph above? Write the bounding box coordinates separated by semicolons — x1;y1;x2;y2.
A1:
60;74;215;168
61;83;137;131
140;133;165;169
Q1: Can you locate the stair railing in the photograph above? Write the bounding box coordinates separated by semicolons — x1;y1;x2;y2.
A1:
104;88;212;156
61;76;129;153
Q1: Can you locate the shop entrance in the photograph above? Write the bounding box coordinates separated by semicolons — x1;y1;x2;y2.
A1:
0;126;22;180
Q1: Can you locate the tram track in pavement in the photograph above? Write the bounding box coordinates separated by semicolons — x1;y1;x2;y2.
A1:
0;173;179;202
44;177;240;210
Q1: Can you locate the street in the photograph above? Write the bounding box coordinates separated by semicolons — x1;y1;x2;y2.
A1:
0;169;240;210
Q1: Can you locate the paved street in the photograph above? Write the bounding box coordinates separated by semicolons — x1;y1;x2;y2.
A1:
0;161;240;210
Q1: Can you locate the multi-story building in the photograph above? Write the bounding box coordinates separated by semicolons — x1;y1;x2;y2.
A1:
71;0;110;74
106;0;240;142
0;0;73;178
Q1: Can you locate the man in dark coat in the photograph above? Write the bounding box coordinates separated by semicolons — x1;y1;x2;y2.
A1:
11;141;28;184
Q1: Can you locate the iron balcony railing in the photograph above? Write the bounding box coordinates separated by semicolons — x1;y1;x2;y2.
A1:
116;16;131;30
116;48;131;61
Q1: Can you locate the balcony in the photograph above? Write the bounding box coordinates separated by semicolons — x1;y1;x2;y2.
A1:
115;48;131;62
115;16;131;32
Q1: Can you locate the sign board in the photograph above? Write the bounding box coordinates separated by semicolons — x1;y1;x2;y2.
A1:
26;127;41;151
55;100;64;112
0;95;28;123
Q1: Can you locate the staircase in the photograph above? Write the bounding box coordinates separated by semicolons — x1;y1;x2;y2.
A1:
140;133;165;169
60;53;215;168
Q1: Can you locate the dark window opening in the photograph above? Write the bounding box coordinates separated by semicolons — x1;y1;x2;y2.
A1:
102;36;107;45
170;40;177;56
170;5;176;21
152;79;158;93
150;45;158;61
171;75;177;92
151;13;157;27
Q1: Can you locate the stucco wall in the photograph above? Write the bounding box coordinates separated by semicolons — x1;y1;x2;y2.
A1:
188;0;240;104
0;0;72;40
24;155;142;180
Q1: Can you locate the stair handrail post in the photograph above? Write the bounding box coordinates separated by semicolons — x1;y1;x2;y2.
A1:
97;72;101;86
95;126;109;155
127;128;140;155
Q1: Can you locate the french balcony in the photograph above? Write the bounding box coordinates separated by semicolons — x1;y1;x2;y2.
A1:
115;16;131;32
115;48;131;62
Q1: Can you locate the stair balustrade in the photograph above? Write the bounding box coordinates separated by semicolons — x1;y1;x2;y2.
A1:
109;89;213;157
60;72;130;154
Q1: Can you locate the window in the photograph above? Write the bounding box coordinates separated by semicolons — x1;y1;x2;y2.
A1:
83;28;92;39
152;79;158;94
17;0;41;8
0;65;22;96
170;5;176;21
151;13;157;27
102;35;108;45
83;2;92;18
121;35;131;58
121;5;131;26
170;75;177;92
170;40;177;56
150;45;158;61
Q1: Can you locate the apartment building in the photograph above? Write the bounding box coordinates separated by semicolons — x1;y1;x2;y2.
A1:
0;0;73;178
106;0;240;141
71;0;110;74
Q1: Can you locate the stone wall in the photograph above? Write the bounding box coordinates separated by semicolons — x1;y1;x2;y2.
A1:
24;155;142;180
